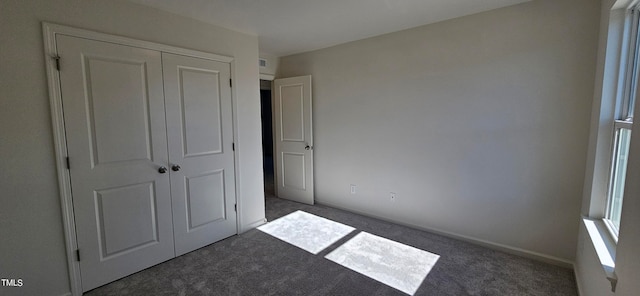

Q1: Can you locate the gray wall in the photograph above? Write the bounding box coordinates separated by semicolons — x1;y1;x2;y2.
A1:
279;0;600;262
259;52;280;78
0;1;264;295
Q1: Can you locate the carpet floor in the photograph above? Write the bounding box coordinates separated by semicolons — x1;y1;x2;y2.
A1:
85;195;577;296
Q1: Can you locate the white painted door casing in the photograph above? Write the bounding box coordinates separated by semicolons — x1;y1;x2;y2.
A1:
274;76;314;205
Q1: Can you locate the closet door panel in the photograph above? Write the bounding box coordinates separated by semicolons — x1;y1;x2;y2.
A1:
162;53;238;256
56;35;174;292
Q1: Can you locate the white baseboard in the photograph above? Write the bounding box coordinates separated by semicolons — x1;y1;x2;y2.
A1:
316;199;574;269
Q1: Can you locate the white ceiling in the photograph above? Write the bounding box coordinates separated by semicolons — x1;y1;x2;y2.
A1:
128;0;530;57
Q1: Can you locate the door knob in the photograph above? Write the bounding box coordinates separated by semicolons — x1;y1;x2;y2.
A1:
305;145;312;150
172;165;181;172
158;166;167;174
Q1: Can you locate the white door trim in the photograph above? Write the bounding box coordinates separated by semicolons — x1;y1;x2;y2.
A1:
42;22;239;296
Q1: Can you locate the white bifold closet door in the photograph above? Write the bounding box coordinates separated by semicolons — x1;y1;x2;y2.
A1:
162;53;237;257
57;35;237;292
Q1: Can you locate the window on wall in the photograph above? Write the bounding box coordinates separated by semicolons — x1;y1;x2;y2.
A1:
605;8;639;238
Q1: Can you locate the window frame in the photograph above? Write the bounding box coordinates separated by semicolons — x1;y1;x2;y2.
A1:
579;1;640;290
603;7;639;240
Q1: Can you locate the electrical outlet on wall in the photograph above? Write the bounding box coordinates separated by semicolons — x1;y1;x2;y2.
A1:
390;192;396;201
350;184;356;194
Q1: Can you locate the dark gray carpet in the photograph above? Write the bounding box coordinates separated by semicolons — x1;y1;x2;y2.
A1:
85;196;577;296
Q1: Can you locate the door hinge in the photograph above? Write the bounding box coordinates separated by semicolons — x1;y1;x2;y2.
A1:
234;204;237;212
232;142;235;151
229;79;232;87
75;249;80;262
65;156;70;170
54;56;61;71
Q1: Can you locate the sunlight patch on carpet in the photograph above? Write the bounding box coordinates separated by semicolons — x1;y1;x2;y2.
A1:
325;232;439;295
257;210;355;254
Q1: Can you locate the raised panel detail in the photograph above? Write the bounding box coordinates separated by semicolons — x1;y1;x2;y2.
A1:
280;84;304;142
179;68;223;157
95;182;158;259
85;57;152;166
185;170;226;230
282;152;305;190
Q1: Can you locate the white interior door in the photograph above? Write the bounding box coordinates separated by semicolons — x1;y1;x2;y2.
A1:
162;53;238;256
57;35;175;291
274;76;314;205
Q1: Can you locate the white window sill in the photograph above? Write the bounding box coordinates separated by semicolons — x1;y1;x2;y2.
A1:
582;217;618;292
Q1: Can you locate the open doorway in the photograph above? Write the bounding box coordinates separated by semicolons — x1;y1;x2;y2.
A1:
260;79;275;196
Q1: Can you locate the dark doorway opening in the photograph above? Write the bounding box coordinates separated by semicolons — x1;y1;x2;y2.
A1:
260;80;275;195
